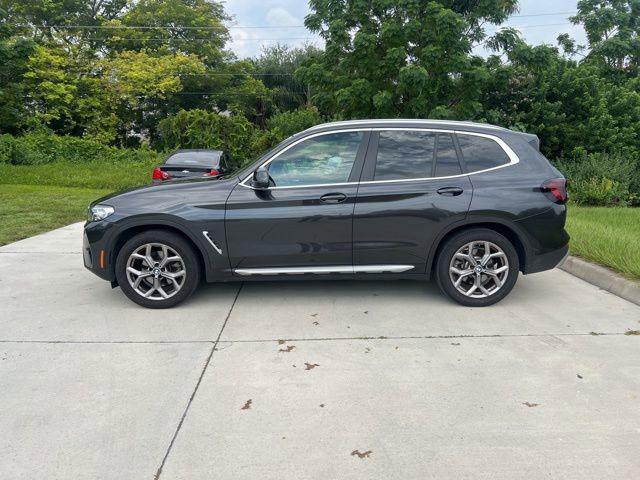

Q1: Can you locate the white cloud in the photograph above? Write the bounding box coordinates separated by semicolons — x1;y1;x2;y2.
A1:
224;1;313;58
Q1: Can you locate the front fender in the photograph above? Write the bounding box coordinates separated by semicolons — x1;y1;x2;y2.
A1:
85;213;227;283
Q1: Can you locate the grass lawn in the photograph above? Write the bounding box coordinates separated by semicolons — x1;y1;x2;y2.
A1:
0;184;109;245
566;205;640;280
0;159;157;190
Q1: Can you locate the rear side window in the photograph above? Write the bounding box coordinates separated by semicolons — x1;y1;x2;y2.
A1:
457;134;510;172
374;131;435;180
435;134;462;177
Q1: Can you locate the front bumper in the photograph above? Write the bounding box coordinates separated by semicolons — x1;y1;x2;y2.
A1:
83;221;116;282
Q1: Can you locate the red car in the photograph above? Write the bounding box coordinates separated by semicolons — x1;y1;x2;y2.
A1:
153;149;229;182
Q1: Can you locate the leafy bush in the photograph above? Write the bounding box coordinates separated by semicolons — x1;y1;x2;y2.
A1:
250;107;323;158
569;177;627;206
265;107;322;138
156;109;255;166
7;131;160;166
0;134;14;163
557;152;638;206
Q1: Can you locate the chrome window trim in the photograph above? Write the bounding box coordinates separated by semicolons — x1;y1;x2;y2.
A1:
239;128;368;189
239;128;519;190
234;264;415;276
304;119;510;133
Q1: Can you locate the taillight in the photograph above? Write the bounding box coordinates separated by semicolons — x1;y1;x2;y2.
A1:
541;178;568;203
152;167;171;181
204;168;220;177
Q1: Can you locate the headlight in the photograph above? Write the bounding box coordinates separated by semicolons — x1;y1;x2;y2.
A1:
88;204;115;222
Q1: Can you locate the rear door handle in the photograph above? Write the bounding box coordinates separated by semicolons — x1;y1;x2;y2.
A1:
320;192;347;204
437;187;464;197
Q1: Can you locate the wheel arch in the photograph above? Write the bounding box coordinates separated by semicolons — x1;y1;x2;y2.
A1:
427;219;530;278
109;221;210;285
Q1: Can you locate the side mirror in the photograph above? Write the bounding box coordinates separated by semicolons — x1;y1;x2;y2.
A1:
252;165;270;189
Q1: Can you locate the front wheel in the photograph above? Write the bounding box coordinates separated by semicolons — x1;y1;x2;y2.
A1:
435;228;519;307
115;230;201;309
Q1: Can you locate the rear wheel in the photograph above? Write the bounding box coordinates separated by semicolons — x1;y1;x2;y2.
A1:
115;230;201;309
435;228;519;307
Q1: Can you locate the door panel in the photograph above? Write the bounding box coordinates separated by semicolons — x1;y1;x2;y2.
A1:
353;177;472;272
353;130;472;273
225;184;358;269
224;130;370;271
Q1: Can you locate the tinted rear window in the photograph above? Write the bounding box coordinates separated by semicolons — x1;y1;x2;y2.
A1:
166;152;222;166
435;134;462;177
457;134;510;172
374;131;435;180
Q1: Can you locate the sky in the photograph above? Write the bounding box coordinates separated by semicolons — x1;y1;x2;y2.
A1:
222;0;587;58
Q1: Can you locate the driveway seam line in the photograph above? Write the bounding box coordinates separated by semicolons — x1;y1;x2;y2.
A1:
153;282;243;480
0;251;80;254
216;332;632;342
0;340;215;344
0;332;631;344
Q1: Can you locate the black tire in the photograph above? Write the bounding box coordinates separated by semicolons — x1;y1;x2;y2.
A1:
435;228;519;307
115;230;201;309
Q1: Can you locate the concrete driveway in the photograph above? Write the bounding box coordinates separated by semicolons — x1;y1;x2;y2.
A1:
1;223;639;479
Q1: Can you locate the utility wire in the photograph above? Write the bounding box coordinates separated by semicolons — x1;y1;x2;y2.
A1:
178;73;297;76
37;11;579;30
90;37;318;41
40;23;572;44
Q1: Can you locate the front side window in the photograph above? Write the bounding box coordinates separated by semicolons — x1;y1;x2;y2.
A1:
374;131;436;180
457;134;510;173
267;131;363;187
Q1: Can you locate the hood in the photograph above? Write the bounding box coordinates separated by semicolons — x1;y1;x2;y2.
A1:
90;175;240;214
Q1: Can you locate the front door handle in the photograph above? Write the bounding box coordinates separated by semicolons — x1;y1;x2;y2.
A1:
320;192;347;204
437;187;464;197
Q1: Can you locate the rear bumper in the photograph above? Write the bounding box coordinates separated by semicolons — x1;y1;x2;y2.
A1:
524;244;569;275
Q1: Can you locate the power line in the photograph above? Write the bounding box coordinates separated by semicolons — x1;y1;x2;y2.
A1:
95;37;318;42
46;23;572;45
509;11;576;18
38;11;579;31
173;91;306;96
485;22;573;31
179;73;296;76
40;24;297;30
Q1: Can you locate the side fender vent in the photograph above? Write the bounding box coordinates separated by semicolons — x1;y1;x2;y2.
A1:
202;231;223;255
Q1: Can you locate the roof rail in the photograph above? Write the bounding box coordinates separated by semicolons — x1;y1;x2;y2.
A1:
305;119;510;132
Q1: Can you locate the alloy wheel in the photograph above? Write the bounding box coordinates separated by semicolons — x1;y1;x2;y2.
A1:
126;243;186;300
449;241;509;298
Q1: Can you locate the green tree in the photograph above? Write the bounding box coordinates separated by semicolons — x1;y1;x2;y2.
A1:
0;0;128;42
156;109;255;164
0;36;36;133
480;42;640;163
100;50;207;144
21;44;104;135
253;44;322;112
297;0;517;119
104;0;229;66
571;0;640;75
